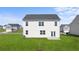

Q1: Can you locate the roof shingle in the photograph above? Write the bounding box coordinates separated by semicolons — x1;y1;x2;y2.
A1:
23;14;60;21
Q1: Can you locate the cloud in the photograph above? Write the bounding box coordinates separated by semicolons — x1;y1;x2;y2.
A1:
0;7;79;25
54;7;79;14
54;7;79;24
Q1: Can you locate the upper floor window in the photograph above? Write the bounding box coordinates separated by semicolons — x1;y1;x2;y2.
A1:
40;30;45;35
26;22;28;26
55;21;57;26
39;22;44;26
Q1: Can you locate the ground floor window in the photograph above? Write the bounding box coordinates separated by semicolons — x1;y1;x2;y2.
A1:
26;30;28;35
40;30;45;35
51;31;56;37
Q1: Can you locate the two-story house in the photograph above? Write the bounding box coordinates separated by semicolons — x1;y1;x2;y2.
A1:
60;24;70;34
3;24;21;32
23;14;60;40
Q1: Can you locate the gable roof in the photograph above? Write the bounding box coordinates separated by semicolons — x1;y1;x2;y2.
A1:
0;25;2;27
4;24;21;27
23;14;60;21
70;15;79;25
8;24;20;27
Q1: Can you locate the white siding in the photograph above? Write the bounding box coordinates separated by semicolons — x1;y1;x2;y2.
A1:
70;21;79;35
6;29;12;32
60;25;70;33
70;16;79;35
23;21;60;39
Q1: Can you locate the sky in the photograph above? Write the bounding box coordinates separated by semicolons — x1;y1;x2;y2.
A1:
0;7;79;25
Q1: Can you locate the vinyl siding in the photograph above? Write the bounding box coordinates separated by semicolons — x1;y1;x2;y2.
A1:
23;21;60;39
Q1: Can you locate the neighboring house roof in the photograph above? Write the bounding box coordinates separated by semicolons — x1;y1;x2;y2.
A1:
4;25;7;26
70;15;79;25
23;14;60;21
3;24;21;29
0;25;3;28
8;24;21;27
0;25;2;27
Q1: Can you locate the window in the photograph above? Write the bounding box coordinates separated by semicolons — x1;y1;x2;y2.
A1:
40;30;42;35
43;31;45;34
51;31;53;36
51;31;56;36
54;31;56;36
26;22;28;26
26;30;28;35
55;21;57;26
39;22;44;26
40;30;45;35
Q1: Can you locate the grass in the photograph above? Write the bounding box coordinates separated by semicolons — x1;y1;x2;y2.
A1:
13;28;23;33
0;34;79;51
0;28;5;32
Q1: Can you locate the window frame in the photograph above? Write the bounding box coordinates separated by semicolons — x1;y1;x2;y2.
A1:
55;21;57;26
26;30;28;35
51;31;56;37
26;21;28;26
39;21;44;26
40;30;45;35
54;31;56;36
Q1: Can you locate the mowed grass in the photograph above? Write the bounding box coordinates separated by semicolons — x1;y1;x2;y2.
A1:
0;34;79;51
0;28;5;32
13;28;23;33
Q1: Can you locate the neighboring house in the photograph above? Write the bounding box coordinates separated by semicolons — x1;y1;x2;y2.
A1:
0;25;3;29
70;15;79;35
23;14;60;40
3;25;7;29
3;24;21;32
60;24;70;34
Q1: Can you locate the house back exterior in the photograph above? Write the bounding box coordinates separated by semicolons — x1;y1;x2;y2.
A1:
70;15;79;35
23;14;60;39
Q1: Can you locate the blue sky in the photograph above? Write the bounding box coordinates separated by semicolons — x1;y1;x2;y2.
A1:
0;7;79;25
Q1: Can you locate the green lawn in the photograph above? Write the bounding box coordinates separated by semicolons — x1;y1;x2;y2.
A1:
13;28;23;33
0;28;5;32
0;34;79;51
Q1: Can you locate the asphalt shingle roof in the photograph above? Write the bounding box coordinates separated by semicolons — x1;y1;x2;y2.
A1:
23;14;60;21
8;24;20;27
